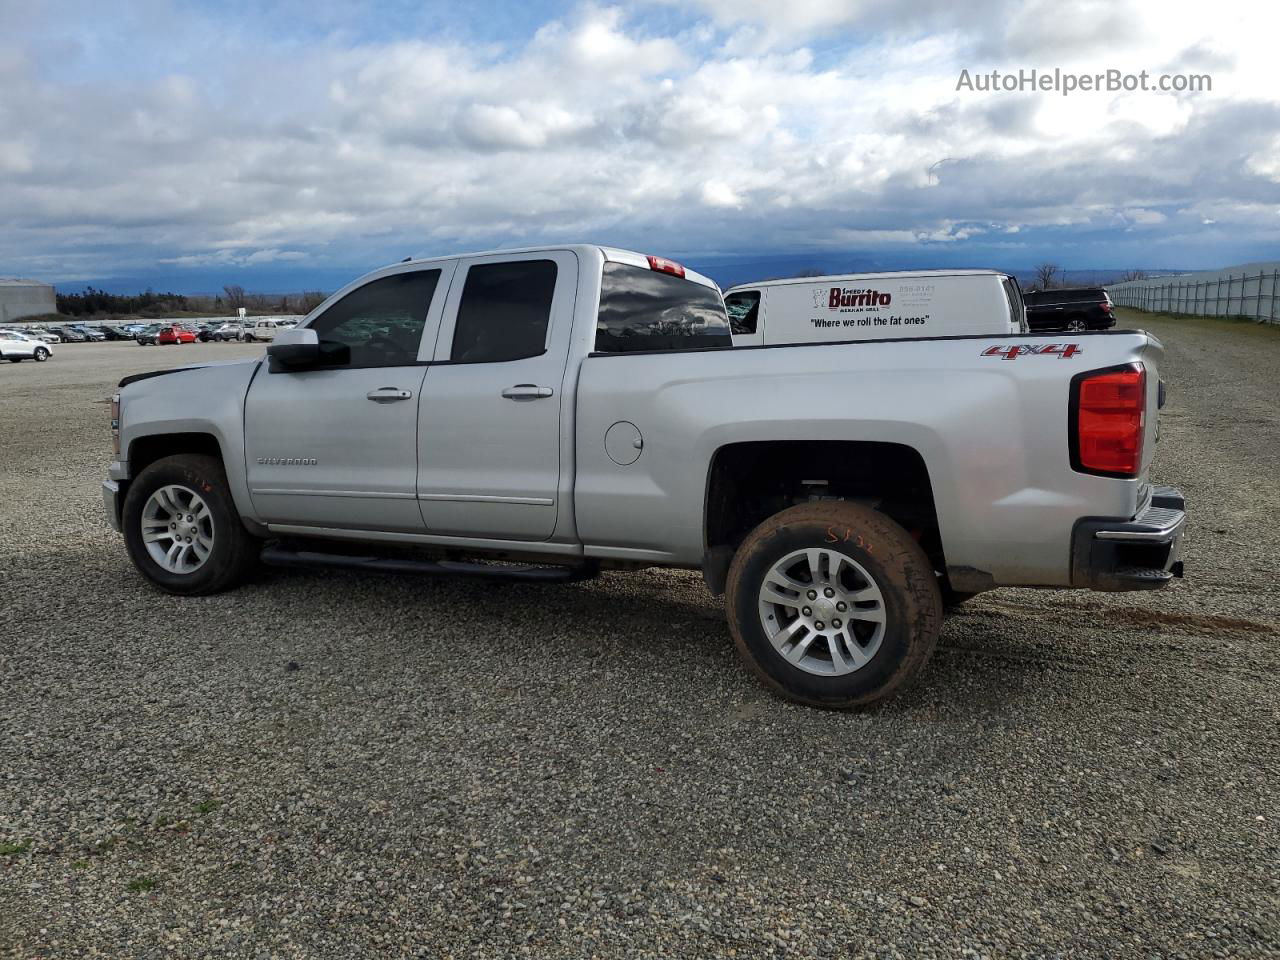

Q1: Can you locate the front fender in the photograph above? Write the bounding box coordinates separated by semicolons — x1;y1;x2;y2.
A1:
117;358;263;526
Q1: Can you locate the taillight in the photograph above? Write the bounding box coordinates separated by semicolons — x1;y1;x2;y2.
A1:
111;393;120;456
646;255;686;278
1071;364;1145;477
1099;301;1112;312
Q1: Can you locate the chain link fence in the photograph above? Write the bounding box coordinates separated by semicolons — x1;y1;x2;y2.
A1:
1107;261;1280;324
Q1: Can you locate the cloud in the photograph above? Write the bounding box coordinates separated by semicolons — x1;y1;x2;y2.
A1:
0;0;1277;286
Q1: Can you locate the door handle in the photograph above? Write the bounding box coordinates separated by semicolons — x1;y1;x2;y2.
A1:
501;384;554;401
366;387;413;403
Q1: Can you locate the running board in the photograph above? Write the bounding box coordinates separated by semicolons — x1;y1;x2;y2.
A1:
260;545;598;583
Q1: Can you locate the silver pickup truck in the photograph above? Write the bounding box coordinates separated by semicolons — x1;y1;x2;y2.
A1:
104;244;1186;707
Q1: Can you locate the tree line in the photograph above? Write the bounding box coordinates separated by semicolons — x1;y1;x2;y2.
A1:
1029;263;1147;291
54;285;329;318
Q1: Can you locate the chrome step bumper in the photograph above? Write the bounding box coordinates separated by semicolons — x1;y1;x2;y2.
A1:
1072;487;1187;591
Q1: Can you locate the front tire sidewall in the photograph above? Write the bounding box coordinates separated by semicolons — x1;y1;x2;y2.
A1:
35;348;49;361
727;506;941;709
122;455;253;595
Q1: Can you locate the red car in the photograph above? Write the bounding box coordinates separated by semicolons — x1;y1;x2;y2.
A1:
156;325;197;345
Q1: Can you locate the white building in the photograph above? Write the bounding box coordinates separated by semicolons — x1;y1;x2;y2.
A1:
0;279;57;324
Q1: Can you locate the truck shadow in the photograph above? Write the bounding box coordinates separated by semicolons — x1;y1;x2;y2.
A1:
249;565;1058;716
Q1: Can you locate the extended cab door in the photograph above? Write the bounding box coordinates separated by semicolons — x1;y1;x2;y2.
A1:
415;250;578;541
243;264;454;533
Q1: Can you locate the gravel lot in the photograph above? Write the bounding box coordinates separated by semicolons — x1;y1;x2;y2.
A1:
2;313;1277;959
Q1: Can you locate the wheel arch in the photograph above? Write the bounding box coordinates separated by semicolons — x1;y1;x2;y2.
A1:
701;439;948;596
123;430;266;536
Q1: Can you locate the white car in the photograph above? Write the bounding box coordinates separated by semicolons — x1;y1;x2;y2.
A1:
0;329;54;362
724;270;1027;346
242;319;282;342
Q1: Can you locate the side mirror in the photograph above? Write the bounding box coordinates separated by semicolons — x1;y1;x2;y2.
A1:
267;328;320;371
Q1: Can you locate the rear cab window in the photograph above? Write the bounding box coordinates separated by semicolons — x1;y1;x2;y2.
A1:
595;262;731;353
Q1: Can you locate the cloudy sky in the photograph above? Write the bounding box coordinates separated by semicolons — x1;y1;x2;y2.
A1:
1;0;1277;292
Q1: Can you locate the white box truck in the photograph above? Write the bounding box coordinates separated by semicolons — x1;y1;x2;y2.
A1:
724;270;1027;346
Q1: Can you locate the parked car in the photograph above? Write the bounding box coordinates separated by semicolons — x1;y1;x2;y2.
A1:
725;270;1027;346
124;324;148;336
241;319;283;342
100;324;135;341
135;324;164;345
50;326;87;342
212;322;244;341
0;329;53;362
104;244;1185;709
71;325;107;342
193;324;216;342
1024;288;1117;332
22;327;61;343
156;325;197;345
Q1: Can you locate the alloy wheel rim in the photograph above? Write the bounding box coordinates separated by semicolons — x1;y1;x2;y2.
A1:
140;484;214;574
757;547;886;676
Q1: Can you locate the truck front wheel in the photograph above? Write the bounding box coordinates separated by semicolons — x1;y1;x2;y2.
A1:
725;502;942;709
121;454;258;595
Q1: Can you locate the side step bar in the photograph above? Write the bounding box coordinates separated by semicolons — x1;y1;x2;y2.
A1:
260;545;599;583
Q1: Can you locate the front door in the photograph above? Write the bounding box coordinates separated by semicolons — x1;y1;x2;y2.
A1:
244;264;453;533
416;250;578;541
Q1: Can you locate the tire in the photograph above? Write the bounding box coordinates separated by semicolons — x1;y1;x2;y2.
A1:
1064;317;1087;332
726;501;942;709
122;454;259;595
34;347;49;362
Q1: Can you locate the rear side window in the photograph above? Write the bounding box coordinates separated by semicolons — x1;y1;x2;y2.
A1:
595;262;731;353
724;290;761;335
450;260;557;363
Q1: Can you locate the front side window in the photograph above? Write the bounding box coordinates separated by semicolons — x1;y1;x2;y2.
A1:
724;290;761;335
310;270;440;368
595;263;731;353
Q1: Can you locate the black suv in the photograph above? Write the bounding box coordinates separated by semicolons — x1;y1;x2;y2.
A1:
1023;288;1116;332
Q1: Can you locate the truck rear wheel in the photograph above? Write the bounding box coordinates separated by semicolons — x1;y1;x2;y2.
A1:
725;502;942;709
122;454;258;595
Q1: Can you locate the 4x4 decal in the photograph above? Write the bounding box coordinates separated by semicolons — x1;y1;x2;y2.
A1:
982;343;1083;360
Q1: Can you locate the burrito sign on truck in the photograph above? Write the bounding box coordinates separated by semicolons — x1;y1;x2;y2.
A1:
724;270;1027;346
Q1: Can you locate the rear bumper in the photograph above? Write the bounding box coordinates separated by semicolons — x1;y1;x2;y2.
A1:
1071;485;1186;591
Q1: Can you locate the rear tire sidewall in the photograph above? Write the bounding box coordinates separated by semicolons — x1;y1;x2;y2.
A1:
122;455;254;595
727;504;941;709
